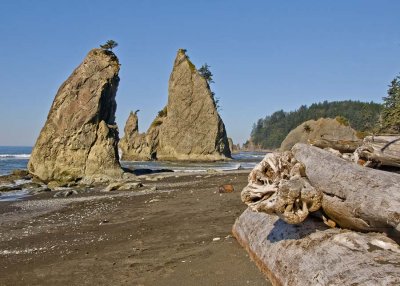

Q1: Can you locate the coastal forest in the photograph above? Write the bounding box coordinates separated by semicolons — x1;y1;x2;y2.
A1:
248;100;382;149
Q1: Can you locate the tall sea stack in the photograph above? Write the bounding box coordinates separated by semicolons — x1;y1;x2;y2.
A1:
120;49;231;161
28;48;123;183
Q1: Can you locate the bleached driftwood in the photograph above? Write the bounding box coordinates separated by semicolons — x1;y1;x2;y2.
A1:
309;138;361;153
355;135;400;168
232;208;400;286
293;143;400;235
241;151;323;225
241;143;400;236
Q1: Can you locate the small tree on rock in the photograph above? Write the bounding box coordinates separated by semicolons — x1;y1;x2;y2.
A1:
198;63;220;110
198;63;214;84
100;40;118;51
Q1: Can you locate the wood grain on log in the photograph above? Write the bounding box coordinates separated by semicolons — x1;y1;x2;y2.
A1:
309;138;361;153
292;143;400;236
233;209;400;286
355;135;400;168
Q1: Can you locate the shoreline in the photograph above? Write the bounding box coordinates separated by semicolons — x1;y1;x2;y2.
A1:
0;171;270;285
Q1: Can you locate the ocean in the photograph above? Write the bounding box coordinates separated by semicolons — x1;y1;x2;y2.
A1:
0;146;266;176
0;146;32;175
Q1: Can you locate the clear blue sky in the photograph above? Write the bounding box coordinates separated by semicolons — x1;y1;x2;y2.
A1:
1;0;399;146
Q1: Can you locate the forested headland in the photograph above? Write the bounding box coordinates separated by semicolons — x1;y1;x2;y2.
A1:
247;100;382;149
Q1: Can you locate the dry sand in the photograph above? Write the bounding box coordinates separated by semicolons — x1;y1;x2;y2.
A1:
0;171;270;286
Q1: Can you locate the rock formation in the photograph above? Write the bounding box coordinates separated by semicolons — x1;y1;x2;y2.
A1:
119;111;156;161
28;48;123;183
121;49;231;161
280;117;362;152
228;138;234;153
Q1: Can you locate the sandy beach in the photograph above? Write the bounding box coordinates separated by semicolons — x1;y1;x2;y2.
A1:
0;171;270;286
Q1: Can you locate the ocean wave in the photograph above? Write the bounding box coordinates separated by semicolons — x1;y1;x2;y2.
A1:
0;154;31;159
171;163;254;173
232;154;266;160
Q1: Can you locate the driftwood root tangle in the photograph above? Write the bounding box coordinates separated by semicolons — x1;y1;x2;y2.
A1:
241;152;323;225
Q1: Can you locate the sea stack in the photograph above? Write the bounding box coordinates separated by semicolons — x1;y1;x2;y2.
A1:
28;48;123;183
120;49;231;161
119;110;159;161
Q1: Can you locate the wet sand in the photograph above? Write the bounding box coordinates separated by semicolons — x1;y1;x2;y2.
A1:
0;171;270;286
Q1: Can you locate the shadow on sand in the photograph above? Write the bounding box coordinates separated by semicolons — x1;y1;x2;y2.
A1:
122;167;174;176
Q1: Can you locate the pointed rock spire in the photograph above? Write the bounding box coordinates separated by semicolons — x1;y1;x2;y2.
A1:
28;49;123;183
120;49;231;161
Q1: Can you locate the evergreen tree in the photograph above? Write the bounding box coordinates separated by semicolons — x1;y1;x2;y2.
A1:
380;75;400;133
198;63;214;84
198;63;220;110
100;40;118;51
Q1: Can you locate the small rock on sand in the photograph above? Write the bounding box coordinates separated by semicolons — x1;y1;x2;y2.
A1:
102;181;143;192
218;184;234;193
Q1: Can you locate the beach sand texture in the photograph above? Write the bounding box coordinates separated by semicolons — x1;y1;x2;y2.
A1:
0;171;270;286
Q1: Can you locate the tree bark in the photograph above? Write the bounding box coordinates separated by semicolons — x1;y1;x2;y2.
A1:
233;209;400;286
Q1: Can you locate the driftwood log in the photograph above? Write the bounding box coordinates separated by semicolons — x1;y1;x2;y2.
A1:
233;209;400;286
293;143;400;236
309;138;361;153
355;135;400;168
241;143;400;237
236;143;400;285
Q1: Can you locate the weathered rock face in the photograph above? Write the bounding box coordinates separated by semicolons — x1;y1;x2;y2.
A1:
28;49;123;183
280;117;362;152
228;138;234;153
119;111;160;161
121;49;231;161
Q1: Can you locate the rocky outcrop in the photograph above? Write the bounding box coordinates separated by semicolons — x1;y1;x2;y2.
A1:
28;48;123;183
228;138;234;153
119;110;163;161
280;117;362;152
228;138;241;153
121;49;231;161
119;111;156;161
